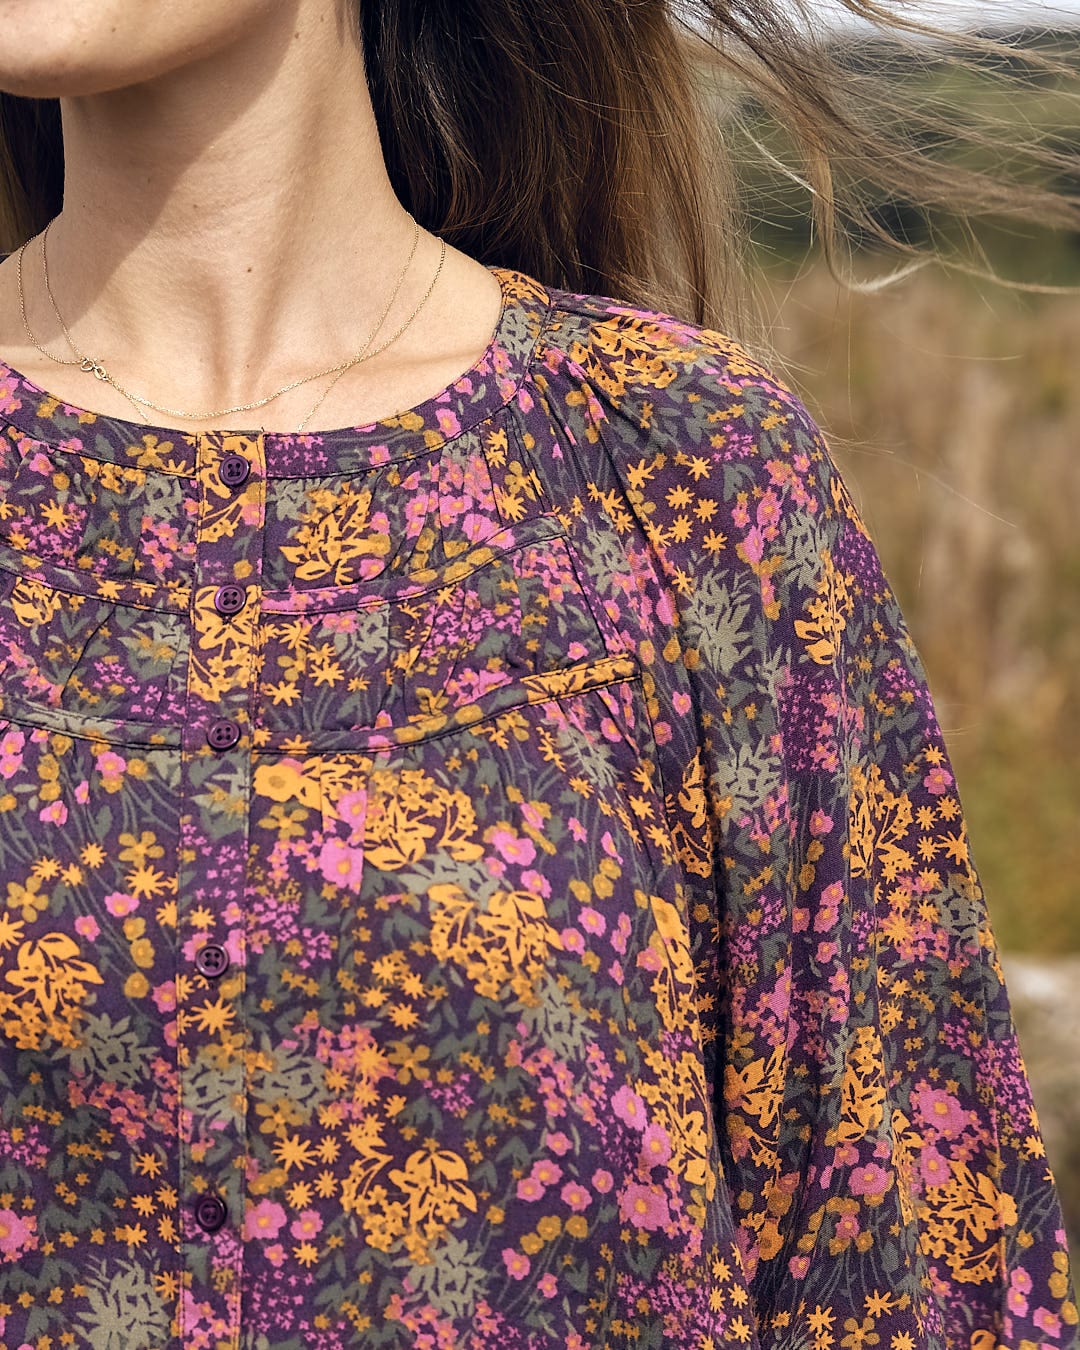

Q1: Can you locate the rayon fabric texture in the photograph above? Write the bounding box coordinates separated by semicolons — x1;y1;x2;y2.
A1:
0;265;1075;1350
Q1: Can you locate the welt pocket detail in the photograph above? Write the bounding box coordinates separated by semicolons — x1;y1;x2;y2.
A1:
0;565;189;734
254;515;625;740
260;514;565;615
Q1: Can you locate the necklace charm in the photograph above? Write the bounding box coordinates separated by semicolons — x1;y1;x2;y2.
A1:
19;212;443;429
79;356;109;381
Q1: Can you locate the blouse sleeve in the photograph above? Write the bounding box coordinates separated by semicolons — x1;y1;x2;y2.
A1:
570;322;1079;1350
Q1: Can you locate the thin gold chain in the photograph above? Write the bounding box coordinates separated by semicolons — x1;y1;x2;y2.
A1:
18;214;446;433
292;236;444;434
19;214;421;422
25;213;420;420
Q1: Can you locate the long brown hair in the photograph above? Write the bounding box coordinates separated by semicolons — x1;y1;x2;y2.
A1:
2;1;1080;363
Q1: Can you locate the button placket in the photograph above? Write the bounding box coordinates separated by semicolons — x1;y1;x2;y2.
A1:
175;431;266;1346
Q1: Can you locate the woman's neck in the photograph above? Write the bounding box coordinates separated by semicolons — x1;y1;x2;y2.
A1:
3;1;464;424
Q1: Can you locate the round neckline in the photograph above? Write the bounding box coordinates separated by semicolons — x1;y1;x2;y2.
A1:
0;263;546;469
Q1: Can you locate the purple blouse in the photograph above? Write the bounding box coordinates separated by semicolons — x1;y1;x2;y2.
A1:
0;264;1075;1349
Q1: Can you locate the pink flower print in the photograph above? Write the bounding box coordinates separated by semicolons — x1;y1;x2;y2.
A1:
1010;1269;1033;1295
436;408;462;438
244;1199;287;1241
521;869;551;899
318;839;364;892
546;1131;572;1156
404;491;436;537
599;715;623;742
673;691;692;716
849;1163;890;1201
815;940;838;964
537;1273;558;1298
95;750;127;786
0;727;25;779
289;1209;323;1241
516;1175;545;1201
462;511;498;543
756;489;782;531
578;907;605;938
0;1208;38;1263
600;833;622;862
635;946;663;975
918;1145;950;1188
151;981;177;1014
640;1123;672;1168
592;1169;614;1194
789;1253;811;1279
809;809;834;837
568;817;587;843
489;828;536;867
265;1242;286;1267
520;802;546;832
912;1084;968;1137
0;1215;38;1263
223;928;245;970
74;915;100;941
923;765;954;795
0;375;21;416
611;1085;647;1130
740;527;765;565
560;928;585;956
611;913;631;955
618;1182;671;1231
38;800;67;826
502;1249;530;1280
531;1159;563;1188
337;789;367;839
560;1182;591;1212
1007;1286;1030;1317
105;892;139;917
1033;1308;1061;1337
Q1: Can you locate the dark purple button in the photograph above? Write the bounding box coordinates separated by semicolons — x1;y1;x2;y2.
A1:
194;942;230;979
219;454;251;488
213;584;246;616
193;1193;227;1233
206;719;241;752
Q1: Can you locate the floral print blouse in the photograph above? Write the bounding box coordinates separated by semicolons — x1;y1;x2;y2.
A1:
0;262;1076;1350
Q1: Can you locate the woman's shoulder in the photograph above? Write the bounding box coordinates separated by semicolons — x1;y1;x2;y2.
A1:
524;273;811;427
512;270;831;489
511;270;844;558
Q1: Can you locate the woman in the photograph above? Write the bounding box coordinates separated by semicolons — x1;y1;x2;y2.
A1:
0;1;1076;1347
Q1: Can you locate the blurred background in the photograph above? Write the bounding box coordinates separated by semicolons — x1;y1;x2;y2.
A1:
742;0;1080;1253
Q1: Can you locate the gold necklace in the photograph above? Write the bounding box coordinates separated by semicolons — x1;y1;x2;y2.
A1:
18;214;422;426
18;214;446;433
